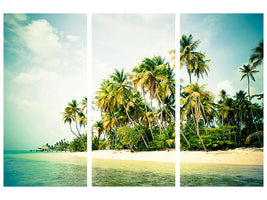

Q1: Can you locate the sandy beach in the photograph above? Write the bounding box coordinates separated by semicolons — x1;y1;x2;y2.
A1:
16;151;88;163
92;150;175;162
180;148;263;165
92;148;263;165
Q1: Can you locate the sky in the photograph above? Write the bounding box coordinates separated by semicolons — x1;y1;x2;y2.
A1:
92;14;175;122
180;14;263;102
4;14;87;150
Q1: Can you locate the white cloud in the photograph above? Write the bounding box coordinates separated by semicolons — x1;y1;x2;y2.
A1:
4;14;27;26
21;19;62;59
15;67;58;85
67;34;80;42
4;14;87;150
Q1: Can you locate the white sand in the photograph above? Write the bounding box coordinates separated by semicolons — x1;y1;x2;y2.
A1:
180;148;263;165
92;150;175;163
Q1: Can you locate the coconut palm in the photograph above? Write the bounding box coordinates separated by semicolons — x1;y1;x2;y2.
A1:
219;89;228;102
62;99;86;150
193;53;210;83
234;90;249;144
81;97;87;113
93;121;104;142
180;34;205;83
184;83;214;151
249;41;263;68
240;64;259;101
109;68;149;148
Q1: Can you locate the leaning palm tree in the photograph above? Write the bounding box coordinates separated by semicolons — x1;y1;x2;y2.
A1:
109;68;149;148
249;41;263;68
184;83;214;151
62;99;86;149
245;130;263;145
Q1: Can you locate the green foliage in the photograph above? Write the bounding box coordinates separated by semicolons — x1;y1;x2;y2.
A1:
98;140;110;150
148;128;175;150
69;134;87;152
92;136;99;150
181;125;238;151
117;126;141;152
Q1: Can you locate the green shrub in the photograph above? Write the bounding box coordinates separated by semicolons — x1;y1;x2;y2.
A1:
117;126;141;152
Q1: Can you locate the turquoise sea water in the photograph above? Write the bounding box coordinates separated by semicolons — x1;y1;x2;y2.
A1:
4;151;87;187
180;163;263;187
92;159;175;186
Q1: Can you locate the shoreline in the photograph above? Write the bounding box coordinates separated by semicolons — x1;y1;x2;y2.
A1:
92;150;175;163
180;147;263;165
92;148;263;165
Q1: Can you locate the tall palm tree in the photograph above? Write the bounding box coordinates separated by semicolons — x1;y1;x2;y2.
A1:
234;90;248;144
249;41;263;68
180;34;205;83
240;64;261;146
240;64;259;101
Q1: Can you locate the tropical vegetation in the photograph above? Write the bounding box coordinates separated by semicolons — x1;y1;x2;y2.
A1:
60;97;88;151
180;34;263;151
92;55;175;151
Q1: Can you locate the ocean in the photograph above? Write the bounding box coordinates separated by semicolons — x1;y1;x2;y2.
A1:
92;158;175;186
4;151;87;187
180;163;263;186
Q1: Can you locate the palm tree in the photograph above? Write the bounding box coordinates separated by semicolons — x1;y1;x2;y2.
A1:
240;64;262;146
131;56;175;138
234;90;248;144
249;41;263;68
81;97;87;113
219;89;228;102
93;121;104;142
62;99;86;150
109;68;149;148
184;83;214;151
240;64;259;101
193;53;210;83
180;34;205;83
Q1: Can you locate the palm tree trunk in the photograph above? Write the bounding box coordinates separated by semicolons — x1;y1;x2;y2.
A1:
75;121;86;150
180;126;191;148
196;119;207;151
69;123;79;138
247;77;250;101
97;130;101;142
142;90;154;140
155;91;175;122
188;69;192;83
247;77;262;146
239;108;242;145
